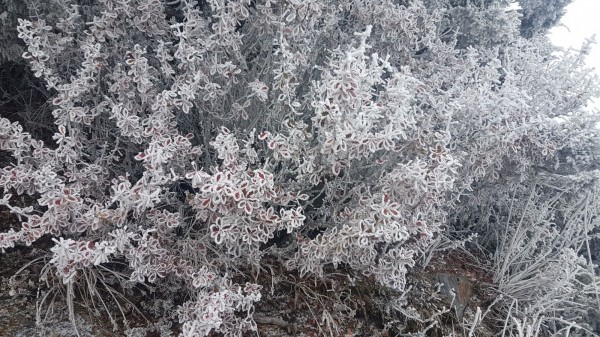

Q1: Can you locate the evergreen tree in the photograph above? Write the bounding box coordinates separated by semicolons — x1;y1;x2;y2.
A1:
519;0;573;38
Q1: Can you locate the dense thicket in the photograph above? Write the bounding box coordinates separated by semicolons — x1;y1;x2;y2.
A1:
0;0;598;336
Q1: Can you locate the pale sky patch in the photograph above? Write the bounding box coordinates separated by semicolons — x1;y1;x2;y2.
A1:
548;0;600;109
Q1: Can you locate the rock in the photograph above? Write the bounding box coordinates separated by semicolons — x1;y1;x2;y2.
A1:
434;273;472;321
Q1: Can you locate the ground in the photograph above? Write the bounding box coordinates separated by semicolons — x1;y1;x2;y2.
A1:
0;181;501;337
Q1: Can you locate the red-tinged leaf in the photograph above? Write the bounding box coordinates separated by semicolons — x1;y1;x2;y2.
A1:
383;194;389;203
265;207;274;217
244;203;253;214
258;131;269;140
233;191;242;201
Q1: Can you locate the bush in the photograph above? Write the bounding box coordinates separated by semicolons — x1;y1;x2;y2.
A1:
0;0;599;336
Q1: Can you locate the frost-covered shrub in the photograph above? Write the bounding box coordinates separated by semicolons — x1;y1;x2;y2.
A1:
0;0;599;335
460;169;600;336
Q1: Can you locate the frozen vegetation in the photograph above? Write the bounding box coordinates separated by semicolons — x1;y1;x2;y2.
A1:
0;0;599;336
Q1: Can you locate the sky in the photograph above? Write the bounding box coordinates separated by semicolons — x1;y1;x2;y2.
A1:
548;0;600;108
549;0;600;64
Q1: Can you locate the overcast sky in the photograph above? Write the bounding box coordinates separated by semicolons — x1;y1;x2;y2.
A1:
548;0;600;109
549;0;600;60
